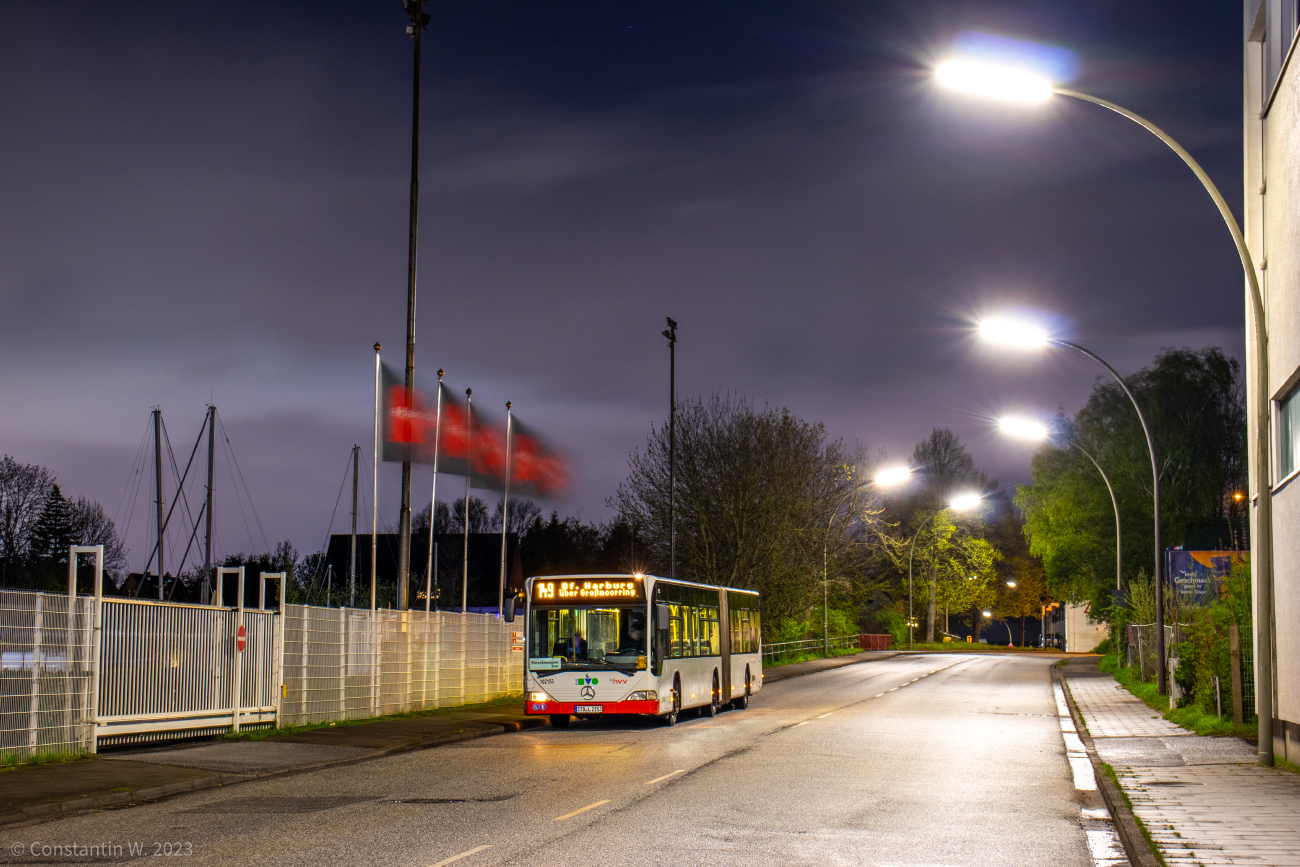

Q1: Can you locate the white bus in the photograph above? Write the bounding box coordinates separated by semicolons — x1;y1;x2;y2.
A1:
506;574;762;727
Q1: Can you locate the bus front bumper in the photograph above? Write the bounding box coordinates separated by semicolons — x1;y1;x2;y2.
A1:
526;700;660;716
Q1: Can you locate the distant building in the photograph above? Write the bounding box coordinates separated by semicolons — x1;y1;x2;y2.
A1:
1245;0;1300;763
1063;604;1108;654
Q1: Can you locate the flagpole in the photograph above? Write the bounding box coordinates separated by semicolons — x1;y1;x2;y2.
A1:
499;402;512;615
426;370;443;613
661;318;678;581
372;342;381;612
462;387;472;614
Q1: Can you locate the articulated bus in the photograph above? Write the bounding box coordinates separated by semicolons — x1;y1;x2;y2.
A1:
506;574;761;727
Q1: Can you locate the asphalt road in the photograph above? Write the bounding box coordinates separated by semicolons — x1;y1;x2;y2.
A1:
1;654;1097;867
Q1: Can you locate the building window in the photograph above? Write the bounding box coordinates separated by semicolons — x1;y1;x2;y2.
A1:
1278;384;1300;481
1263;0;1300;100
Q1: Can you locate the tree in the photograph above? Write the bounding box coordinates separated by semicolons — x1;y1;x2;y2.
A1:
412;497;542;538
1017;347;1246;622
67;496;128;581
611;392;876;628
0;455;56;587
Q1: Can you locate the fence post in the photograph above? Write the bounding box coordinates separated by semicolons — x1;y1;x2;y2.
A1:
88;548;103;755
26;593;45;757
1230;624;1243;727
338;607;346;720
221;566;245;733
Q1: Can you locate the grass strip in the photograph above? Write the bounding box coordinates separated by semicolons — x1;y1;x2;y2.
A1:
0;751;94;773
1101;653;1255;739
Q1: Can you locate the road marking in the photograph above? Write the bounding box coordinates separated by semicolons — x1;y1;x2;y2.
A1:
794;721;808;727
874;693;884;697
429;845;492;867
815;712;831;719
887;687;898;691
553;800;610;821
644;770;685;785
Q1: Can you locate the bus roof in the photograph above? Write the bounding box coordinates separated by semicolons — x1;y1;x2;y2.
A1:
524;573;758;597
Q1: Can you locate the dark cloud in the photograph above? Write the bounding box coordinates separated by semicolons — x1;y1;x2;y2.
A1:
0;1;1245;569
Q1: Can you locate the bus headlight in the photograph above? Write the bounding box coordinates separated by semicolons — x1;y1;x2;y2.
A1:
625;690;658;702
528;691;550;702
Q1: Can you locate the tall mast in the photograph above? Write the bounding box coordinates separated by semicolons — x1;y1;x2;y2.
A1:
204;405;215;604
153;407;165;600
426;370;443;613
350;444;359;608
662;318;678;581
498;402;512;614
372;343;381;611
462;388;472;613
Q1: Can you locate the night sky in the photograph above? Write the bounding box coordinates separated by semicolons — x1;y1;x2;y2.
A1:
0;1;1245;570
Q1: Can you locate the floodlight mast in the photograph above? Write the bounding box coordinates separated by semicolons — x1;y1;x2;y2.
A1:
943;55;1274;764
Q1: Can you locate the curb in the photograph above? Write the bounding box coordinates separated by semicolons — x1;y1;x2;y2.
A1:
0;717;547;829
1053;664;1161;867
763;651;902;683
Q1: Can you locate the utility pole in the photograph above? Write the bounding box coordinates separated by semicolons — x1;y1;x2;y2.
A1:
396;0;430;613
661;318;677;580
153;408;165;601
203;405;215;605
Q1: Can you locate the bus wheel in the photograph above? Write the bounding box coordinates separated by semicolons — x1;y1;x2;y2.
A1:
731;669;751;711
549;714;571;729
705;672;720;717
663;677;681;726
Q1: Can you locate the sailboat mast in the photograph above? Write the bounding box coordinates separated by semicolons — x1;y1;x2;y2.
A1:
204;405;215;604
153;407;165;601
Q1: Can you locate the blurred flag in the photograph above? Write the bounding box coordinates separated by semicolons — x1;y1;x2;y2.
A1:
507;417;569;497
380;363;437;464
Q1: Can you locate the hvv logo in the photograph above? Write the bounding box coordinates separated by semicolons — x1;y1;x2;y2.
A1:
574;677;599;686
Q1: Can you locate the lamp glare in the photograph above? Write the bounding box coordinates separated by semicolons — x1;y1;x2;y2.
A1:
998;416;1050;441
936;58;1054;104
874;465;912;487
978;315;1051;349
950;492;983;512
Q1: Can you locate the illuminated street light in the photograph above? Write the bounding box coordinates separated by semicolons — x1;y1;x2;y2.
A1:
935;58;1053;104
949;492;983;512
1006;581;1016;588
982;610;992;618
981;316;1167;693
998;415;1050;441
978;315;1050;349
939;42;1273;761
996;414;1123;595
874;464;913;488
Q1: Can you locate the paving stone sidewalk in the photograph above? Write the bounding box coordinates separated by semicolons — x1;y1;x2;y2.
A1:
1063;659;1300;866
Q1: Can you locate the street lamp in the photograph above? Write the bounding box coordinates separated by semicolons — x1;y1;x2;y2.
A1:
907;492;984;649
939;47;1274;763
999;414;1122;592
982;322;1166;692
816;467;911;654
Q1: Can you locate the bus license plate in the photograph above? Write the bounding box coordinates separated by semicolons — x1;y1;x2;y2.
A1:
575;705;602;714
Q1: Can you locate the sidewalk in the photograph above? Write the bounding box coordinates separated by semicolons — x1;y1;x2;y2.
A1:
1061;657;1300;866
0;650;899;827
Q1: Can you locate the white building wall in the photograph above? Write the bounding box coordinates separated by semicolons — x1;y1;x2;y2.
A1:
1245;0;1300;762
1064;604;1108;654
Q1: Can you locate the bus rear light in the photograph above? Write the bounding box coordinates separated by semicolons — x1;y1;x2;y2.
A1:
625;690;658;702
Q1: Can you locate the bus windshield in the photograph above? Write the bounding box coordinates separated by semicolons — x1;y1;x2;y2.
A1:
530;605;647;673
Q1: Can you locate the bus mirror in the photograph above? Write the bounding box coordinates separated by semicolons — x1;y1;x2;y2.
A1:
654;603;670;631
503;595;518;623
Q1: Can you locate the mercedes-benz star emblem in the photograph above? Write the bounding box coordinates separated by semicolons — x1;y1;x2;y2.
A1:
580;686;595;700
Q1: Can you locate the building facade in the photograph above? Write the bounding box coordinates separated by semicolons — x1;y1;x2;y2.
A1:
1244;0;1300;762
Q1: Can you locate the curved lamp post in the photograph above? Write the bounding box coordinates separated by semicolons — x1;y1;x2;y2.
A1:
999;416;1121;593
937;52;1274;764
981;319;1166;693
907;491;984;648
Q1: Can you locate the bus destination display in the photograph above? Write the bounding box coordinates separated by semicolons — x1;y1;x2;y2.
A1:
533;578;643;603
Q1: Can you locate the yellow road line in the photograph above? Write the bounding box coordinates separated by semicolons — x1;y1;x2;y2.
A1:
644;770;686;785
553;800;610;821
816;712;831;719
429;844;492;867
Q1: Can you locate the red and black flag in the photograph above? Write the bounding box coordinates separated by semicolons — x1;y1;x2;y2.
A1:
380;363;437;464
506;417;569;498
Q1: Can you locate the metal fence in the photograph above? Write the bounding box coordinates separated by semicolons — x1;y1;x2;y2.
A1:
1127;623;1186;682
279;605;522;726
96;599;280;745
760;634;864;662
0;590;95;758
